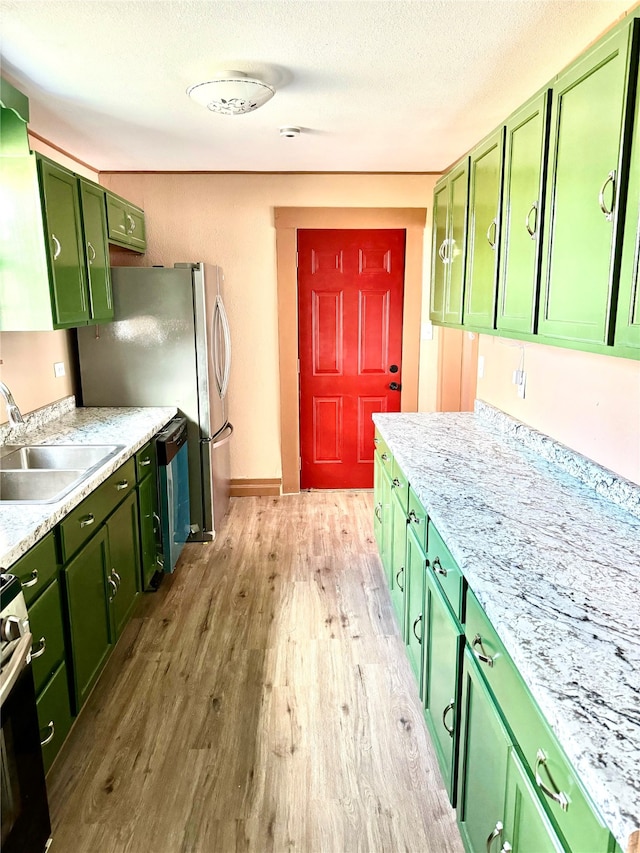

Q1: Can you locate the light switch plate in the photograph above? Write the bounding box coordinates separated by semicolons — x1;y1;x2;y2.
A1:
54;361;65;378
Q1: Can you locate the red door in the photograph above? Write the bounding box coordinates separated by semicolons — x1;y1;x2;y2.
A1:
298;229;405;489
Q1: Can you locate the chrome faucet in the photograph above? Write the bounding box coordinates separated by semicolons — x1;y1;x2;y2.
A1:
0;381;25;427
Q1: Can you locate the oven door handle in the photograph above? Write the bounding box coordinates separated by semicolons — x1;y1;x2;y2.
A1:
0;632;32;709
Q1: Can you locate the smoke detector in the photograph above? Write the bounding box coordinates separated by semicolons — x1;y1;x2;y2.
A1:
279;126;301;138
187;71;275;116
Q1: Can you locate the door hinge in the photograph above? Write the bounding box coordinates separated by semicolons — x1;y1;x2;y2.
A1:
299;457;302;471
297;358;300;374
296;251;299;268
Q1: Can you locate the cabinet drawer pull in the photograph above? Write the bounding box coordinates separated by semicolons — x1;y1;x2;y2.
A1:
412;614;422;644
31;636;46;659
432;556;447;576
22;569;39;588
396;566;404;592
139;458;151;467
391;477;401;489
108;577;118;601
51;233;61;260
407;509;421;525
111;568;121;589
79;514;95;528
381;453;389;462
525;201;538;238
486;218;498;249
486;821;503;853
442;700;454;736
374;503;382;523
598;170;616;221
40;721;55;747
472;633;495;668
87;241;96;264
116;480;129;491
535;749;570;811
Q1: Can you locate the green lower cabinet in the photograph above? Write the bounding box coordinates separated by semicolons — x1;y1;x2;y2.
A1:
36;661;74;774
27;578;66;694
390;487;408;636
423;568;464;805
405;524;425;689
503;751;565;853
457;648;512;853
107;491;141;637
138;472;161;590
64;526;113;713
373;450;385;555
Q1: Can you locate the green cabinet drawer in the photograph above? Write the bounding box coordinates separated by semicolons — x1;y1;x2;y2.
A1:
135;440;157;481
407;486;427;552
36;661;74;775
28;578;66;694
427;521;464;621
60;457;136;561
465;590;612;853
390;457;409;513
12;531;59;606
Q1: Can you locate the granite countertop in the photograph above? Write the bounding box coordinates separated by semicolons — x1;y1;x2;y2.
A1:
0;403;176;568
373;407;640;852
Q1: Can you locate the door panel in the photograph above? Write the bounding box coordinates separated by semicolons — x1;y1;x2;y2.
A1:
298;229;405;489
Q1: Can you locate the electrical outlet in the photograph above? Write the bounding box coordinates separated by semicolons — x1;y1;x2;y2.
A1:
517;371;527;399
53;361;65;378
477;355;485;379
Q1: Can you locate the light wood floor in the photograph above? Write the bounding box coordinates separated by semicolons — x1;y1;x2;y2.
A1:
47;492;464;853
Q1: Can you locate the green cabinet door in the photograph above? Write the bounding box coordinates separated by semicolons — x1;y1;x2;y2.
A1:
36;661;74;775
405;524;425;690
107;491;140;637
64;527;112;712
503;751;565;853
539;21;637;345
497;91;551;334
38;157;89;328
27;578;66;695
615;45;640;353
105;191;146;252
446;160;470;325
373;450;384;554
430;179;449;322
380;462;394;587
138;473;160;590
464;128;505;330
79;179;113;322
457;647;511;853
390;487;408;636
423;569;464;805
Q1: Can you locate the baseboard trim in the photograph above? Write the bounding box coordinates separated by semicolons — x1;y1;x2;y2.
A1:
230;478;282;497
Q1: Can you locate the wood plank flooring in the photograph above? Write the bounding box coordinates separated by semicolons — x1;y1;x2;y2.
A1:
47;492;464;853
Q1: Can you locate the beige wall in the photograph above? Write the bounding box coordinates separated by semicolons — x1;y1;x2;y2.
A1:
0;135;98;424
100;172;438;480
476;335;640;484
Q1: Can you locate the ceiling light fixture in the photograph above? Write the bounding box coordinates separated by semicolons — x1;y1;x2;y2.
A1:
187;71;275;116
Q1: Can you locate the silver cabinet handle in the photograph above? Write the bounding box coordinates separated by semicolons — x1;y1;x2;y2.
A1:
598;170;616;221
116;480;129;491
432;556;447;577
535;749;570;811
472;633;495;668
396;566;404;592
374;503;382;523
381;453;389;462
139;458;151;467
87;241;96;264
373;437;379;445
40;720;55;746
391;477;401;489
31;636;46;659
407;509;421;525
412;614;422;644
486;218;498;249
152;511;161;533
500;844;513;853
442;701;455;736
111;569;121;589
126;213;136;234
79;514;95;528
438;239;447;262
486;821;503;853
108;577;118;601
51;233;61;260
525;201;538;238
22;569;39;588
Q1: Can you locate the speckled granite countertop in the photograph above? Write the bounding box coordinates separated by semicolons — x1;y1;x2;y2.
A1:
0;404;176;568
373;408;640;852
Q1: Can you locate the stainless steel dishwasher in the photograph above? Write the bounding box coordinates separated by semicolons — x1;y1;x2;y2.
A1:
156;416;190;573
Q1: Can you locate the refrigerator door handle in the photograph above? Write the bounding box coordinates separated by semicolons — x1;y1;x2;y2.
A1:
215;294;232;400
211;422;234;449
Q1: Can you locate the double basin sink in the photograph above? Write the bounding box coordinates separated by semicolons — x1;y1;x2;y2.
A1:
0;444;125;504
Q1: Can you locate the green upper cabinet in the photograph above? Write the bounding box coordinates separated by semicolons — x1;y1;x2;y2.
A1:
497;90;551;334
614;38;640;353
38;157;90;327
105;190;146;252
430;159;470;326
538;19;638;345
79;179;113;322
464;128;505;330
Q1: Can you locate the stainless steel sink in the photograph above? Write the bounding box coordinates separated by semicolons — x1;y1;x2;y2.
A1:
0;444;122;471
0;443;125;504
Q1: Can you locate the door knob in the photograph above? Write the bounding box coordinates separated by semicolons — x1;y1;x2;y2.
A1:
389;382;401;391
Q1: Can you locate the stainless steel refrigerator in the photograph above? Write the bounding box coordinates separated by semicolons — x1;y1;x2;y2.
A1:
77;262;233;540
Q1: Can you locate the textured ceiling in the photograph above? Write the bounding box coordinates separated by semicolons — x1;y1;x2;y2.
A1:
0;0;636;172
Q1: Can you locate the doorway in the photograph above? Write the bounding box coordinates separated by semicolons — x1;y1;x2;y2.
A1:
297;228;405;489
275;206;427;494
